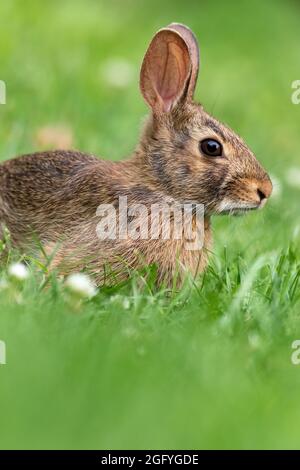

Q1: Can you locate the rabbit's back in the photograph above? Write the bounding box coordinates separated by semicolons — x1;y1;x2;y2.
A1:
0;150;99;193
0;150;115;246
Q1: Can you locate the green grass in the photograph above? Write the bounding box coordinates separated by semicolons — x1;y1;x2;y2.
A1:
0;0;300;449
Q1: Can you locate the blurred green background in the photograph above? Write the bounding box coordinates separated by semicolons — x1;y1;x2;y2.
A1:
0;0;300;449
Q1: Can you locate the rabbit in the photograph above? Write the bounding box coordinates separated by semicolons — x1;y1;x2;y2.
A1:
0;23;272;287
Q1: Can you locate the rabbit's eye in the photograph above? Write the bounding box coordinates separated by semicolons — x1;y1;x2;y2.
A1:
200;139;223;157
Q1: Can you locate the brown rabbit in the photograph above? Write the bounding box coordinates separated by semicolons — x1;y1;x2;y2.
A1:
0;23;272;286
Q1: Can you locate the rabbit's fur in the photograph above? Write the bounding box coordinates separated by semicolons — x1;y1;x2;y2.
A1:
0;23;272;286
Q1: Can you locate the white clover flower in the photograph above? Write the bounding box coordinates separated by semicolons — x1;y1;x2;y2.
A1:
0;279;9;291
100;58;134;88
122;326;138;338
110;295;130;309
248;332;261;350
293;224;300;240
285;167;300;189
8;262;30;281
269;174;282;199
65;273;97;299
122;298;130;310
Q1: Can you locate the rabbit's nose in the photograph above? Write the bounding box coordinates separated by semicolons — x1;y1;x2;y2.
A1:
256;178;273;203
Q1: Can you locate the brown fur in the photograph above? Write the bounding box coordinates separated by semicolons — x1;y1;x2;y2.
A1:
0;24;272;287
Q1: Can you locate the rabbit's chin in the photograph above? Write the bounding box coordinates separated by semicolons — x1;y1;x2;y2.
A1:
216;199;262;216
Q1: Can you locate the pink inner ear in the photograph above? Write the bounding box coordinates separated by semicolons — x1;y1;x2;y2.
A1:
153;41;189;112
140;28;192;114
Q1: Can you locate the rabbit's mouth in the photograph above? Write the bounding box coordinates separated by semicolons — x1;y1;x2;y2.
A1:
220;207;258;217
217;199;263;216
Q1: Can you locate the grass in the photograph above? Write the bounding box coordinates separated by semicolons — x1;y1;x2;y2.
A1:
0;0;300;449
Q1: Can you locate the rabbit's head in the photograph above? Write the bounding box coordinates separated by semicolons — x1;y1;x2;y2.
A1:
138;23;272;215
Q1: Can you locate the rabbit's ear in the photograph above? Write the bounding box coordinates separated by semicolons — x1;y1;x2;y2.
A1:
140;27;196;114
166;23;199;100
